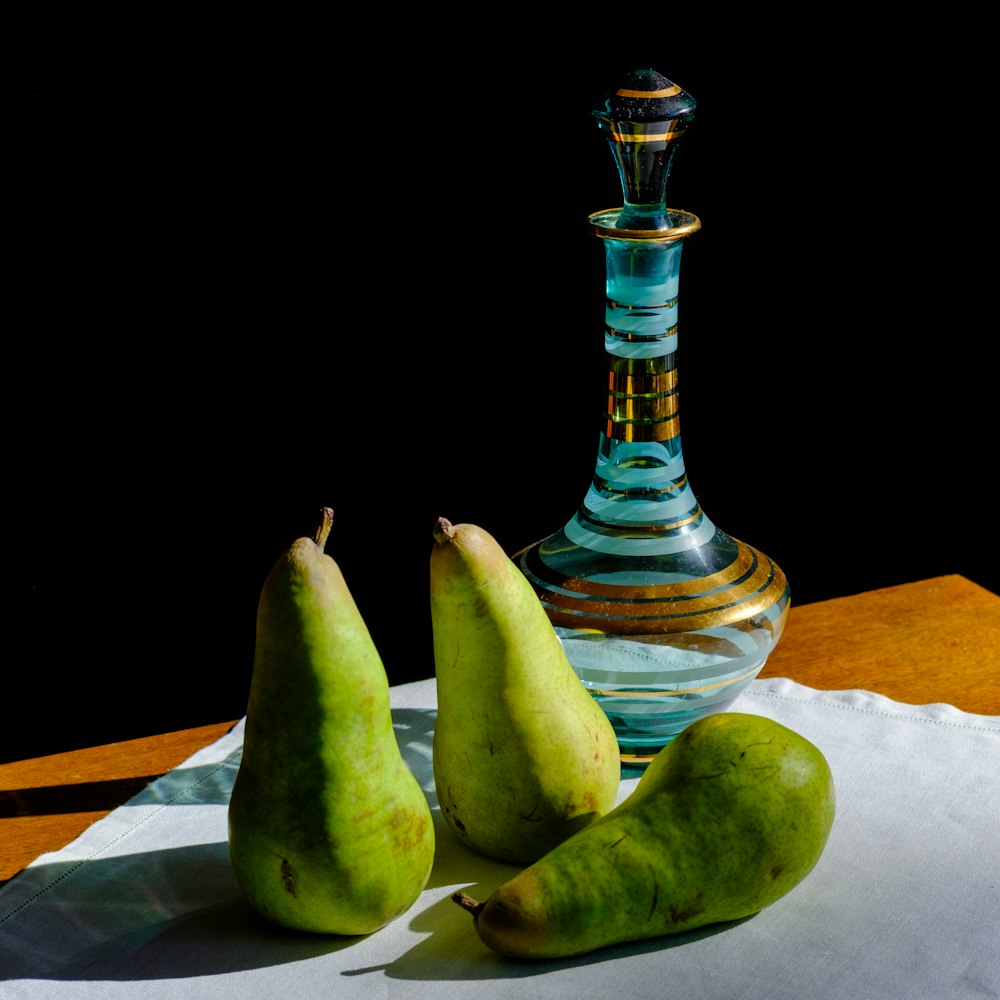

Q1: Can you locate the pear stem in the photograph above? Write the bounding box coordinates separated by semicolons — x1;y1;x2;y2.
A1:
452;891;485;916
314;508;334;552
433;517;457;545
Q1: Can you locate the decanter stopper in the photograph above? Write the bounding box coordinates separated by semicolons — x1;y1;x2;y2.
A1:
592;68;697;232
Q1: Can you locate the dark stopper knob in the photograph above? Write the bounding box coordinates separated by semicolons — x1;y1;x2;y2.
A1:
593;69;696;231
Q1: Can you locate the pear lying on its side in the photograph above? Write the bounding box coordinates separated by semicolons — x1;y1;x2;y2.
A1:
228;508;434;935
454;712;835;958
430;517;621;865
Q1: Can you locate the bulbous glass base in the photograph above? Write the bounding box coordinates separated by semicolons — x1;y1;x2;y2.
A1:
517;525;790;769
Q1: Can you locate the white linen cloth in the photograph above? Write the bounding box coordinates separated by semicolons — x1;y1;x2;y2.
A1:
1;677;998;999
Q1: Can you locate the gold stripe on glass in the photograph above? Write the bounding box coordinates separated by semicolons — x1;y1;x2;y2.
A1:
593;665;761;698
540;539;758;598
615;85;682;99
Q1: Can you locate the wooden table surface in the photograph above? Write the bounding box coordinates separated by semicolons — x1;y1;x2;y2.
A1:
2;573;997;885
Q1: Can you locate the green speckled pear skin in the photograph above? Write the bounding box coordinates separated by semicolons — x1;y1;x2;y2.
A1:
227;508;434;936
430;518;621;865
456;712;835;958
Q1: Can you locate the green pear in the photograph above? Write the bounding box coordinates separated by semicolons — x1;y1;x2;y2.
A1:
453;711;835;958
430;517;620;865
228;508;434;935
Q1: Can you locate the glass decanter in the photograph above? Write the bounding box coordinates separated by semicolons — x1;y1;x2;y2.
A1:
516;69;790;769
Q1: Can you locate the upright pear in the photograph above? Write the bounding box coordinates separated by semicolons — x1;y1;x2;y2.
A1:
228;508;434;935
454;712;835;958
430;517;620;865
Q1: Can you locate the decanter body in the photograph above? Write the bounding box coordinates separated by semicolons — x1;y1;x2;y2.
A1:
516;70;790;768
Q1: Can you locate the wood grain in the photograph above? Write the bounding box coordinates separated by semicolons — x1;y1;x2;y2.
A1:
2;574;997;884
0;721;238;883
760;574;1000;714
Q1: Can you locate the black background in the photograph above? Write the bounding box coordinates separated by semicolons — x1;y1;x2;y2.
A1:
9;32;994;763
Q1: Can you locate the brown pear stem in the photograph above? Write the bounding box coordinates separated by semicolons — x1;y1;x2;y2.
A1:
452;891;485;916
314;507;334;551
433;517;456;545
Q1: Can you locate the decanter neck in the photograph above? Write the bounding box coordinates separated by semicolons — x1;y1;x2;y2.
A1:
571;223;716;553
598;232;690;472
